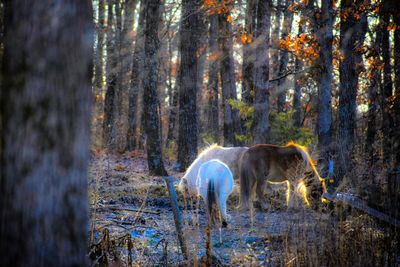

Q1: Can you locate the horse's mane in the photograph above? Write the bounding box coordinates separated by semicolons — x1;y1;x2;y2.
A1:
285;141;327;192
182;143;222;179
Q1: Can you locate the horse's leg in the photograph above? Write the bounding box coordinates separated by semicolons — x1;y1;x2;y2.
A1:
218;193;229;227
256;174;269;211
287;182;301;210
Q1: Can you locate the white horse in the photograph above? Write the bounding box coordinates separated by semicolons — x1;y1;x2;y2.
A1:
196;159;234;227
179;144;248;196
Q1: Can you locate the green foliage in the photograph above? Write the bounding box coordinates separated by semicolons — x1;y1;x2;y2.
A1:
229;99;315;146
229;99;253;143
269;111;315;146
201;133;218;145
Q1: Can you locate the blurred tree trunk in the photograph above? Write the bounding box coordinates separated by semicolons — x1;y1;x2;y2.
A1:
315;0;333;173
271;0;281;77
292;8;305;127
117;0;137;151
167;61;179;145
365;30;381;164
93;0;106;147
271;1;282;111
393;11;400;170
219;8;242;146
277;0;293;113
127;0;145;151
242;0;257;105
103;0;117;147
0;0;93;265
109;0;137;152
177;0;202;170
253;0;271;144
337;0;367;180
143;0;167;175
389;4;400;221
380;7;393;164
205;13;220;142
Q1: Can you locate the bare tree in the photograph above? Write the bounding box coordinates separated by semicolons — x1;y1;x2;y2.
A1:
127;0;146;151
177;0;202;170
337;0;367;180
277;0;294;112
93;0;106;146
143;0;168;175
205;13;220;142
242;0;257;105
219;6;242;146
253;0;272;144
315;0;333;171
103;0;117;146
0;1;93;265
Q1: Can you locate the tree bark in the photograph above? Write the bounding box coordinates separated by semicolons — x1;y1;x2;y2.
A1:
103;0;117;147
177;0;202;170
93;0;106;147
365;31;381;163
380;8;394;164
143;0;167;176
0;1;93;265
127;0;146;151
315;0;333;172
219;9;242;146
292;13;305;127
242;0;257;105
337;0;367;180
253;0;271;144
277;0;294;113
205;13;220;142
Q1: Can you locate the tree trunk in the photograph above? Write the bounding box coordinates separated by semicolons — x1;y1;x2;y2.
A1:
242;0;257;105
103;0;117;147
271;1;282;112
315;0;333;172
143;0;167;176
253;0;271;144
93;0;106;147
393;10;400;170
110;0;134;152
219;9;242;146
365;31;381;164
292;27;304;126
277;0;294;113
116;0;137;151
0;1;93;265
380;9;394;164
177;0;202;170
127;0;146;151
337;0;367;180
205;13;220;142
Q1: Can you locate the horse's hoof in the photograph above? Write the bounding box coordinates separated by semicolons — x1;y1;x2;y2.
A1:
222;221;228;228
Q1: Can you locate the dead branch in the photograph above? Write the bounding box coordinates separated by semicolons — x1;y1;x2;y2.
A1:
164;176;189;261
323;192;400;228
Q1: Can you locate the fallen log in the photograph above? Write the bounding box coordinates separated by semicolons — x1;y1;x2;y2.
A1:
323;192;400;227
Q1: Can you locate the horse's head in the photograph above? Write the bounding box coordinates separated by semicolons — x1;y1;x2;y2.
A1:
302;170;325;209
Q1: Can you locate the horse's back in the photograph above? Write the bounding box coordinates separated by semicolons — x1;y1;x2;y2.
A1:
197;159;234;196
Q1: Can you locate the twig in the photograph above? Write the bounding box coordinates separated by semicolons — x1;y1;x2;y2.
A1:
96;205;160;215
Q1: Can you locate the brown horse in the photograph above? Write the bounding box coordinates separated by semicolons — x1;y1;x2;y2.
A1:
239;142;327;211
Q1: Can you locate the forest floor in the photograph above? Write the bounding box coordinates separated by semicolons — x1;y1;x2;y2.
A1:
88;152;397;267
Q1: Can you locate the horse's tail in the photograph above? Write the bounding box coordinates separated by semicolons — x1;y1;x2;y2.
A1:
239;153;252;210
207;180;217;226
